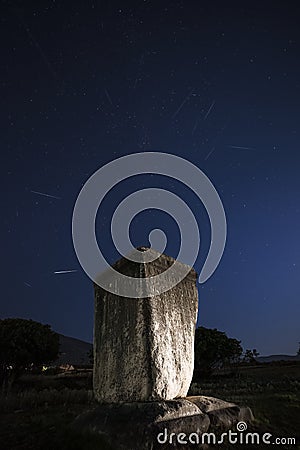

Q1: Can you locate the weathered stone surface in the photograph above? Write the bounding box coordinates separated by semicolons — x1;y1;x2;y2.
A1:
73;399;210;450
73;396;253;449
93;247;198;402
187;395;236;412
187;395;254;429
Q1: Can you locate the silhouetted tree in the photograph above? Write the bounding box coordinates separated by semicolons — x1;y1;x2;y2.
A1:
0;318;59;390
243;348;260;363
194;327;243;377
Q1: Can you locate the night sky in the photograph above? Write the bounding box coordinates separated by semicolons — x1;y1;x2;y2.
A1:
2;1;300;356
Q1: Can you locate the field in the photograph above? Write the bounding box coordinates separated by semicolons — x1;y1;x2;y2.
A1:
0;363;299;449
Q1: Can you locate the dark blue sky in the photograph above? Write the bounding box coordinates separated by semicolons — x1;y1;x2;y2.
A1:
2;1;299;355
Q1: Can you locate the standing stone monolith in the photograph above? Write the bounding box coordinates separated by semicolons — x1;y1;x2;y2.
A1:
93;247;198;403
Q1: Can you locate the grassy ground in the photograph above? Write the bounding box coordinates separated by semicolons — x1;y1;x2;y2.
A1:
0;363;299;449
0;387;112;450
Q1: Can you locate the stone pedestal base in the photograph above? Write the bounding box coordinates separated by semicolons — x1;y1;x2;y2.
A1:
73;396;253;449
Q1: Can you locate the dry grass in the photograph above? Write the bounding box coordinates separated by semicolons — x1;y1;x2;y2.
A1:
0;387;95;413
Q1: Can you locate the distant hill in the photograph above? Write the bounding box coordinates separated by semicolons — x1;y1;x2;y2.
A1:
257;354;300;363
56;334;92;366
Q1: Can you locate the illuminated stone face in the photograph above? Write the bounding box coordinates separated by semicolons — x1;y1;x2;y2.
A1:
93;248;198;403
